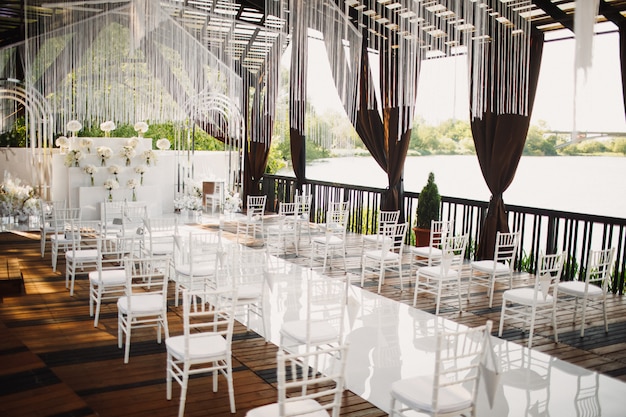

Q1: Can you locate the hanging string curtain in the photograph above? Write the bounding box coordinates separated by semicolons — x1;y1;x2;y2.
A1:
343;0;531;122
22;0;241;133
305;0;362;127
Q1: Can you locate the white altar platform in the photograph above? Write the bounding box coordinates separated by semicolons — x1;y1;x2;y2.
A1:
241;251;626;417
44;137;235;220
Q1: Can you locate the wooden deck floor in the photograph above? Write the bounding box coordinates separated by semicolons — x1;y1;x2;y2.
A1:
0;226;625;417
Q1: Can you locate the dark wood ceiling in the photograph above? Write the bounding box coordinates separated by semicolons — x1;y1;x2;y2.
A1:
1;1;625;66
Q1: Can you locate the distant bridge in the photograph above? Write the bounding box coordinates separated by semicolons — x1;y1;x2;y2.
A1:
545;131;626;148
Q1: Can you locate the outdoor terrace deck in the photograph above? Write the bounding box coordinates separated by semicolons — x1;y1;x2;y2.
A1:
0;222;625;417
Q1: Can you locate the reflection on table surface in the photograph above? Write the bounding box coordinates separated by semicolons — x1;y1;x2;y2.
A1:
247;252;626;417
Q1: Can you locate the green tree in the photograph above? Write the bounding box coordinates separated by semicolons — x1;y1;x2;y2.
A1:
612;138;626;155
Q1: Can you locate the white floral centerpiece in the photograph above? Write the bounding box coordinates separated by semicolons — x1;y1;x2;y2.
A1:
79;137;93;154
142;149;157;166
120;145;136;166
134;121;149;137
224;190;242;213
64;149;83;167
66;120;82;137
126;137;139;149
55;136;69;154
156;138;171;150
0;175;39;221
97;146;112;166
100;120;116;137
108;164;121;182
127;178;139;201
103;178;119;202
134;165;147;185
83;164;97;186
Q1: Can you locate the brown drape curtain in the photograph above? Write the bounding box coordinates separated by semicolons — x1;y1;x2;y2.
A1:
242;72;274;200
471;30;544;260
354;38;418;218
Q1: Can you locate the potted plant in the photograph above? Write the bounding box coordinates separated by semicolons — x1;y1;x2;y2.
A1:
414;172;441;247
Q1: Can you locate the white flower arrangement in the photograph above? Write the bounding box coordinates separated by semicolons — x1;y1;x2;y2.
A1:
66;120;82;136
55;136;69;148
134;121;149;137
100;120;116;135
97;146;113;166
126;137;139;148
127;178;139;201
103;178;119;201
142;149;157;166
64;149;83;167
79;137;93;154
0;175;38;218
224;190;242;213
156;138;171;150
173;194;202;212
104;178;119;191
120;145;136;166
83;164;97;186
108;164;121;182
134;165;147;185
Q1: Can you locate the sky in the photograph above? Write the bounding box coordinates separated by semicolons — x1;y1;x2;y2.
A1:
299;27;626;133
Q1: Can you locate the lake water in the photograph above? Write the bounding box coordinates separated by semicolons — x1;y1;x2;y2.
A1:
278;155;626;218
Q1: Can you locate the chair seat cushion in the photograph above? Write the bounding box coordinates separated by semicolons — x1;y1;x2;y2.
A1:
117;294;164;314
89;268;126;285
471;260;510;274
363;234;393;245
411;246;443;258
280;319;339;345
391;374;472;414
312;235;344;246
166;333;227;360
418;265;460;280
175;263;215;277
364;250;400;261
236;284;262;300
246;399;327;417
558;281;603;298
65;249;98;261
503;287;554;305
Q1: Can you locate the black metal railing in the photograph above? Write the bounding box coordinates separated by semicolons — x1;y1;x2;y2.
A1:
261;174;626;294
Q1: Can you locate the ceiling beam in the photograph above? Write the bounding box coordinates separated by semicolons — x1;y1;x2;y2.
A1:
532;0;575;32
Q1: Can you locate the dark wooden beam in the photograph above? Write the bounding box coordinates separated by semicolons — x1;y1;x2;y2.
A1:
532;0;575;32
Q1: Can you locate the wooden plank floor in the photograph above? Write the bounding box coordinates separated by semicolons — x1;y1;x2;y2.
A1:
0;225;625;417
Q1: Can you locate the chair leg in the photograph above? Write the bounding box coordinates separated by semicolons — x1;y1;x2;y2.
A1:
178;368;190;417
603;301;609;333
528;306;537;348
498;301;506;337
547;301;557;342
488;275;496;308
579;298;587;337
